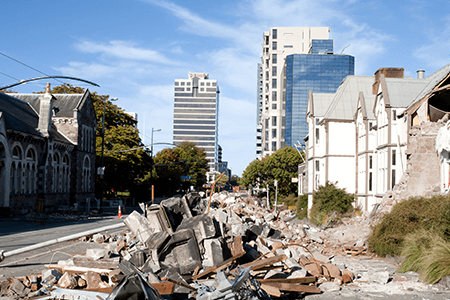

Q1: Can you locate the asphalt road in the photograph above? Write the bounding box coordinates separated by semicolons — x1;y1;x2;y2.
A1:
0;214;128;279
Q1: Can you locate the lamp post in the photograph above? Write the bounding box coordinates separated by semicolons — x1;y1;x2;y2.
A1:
150;128;161;202
99;97;118;210
151;128;161;160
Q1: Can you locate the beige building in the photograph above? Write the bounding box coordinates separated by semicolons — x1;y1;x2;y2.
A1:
257;27;330;159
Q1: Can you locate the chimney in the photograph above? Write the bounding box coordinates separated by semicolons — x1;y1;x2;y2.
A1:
38;83;54;137
372;67;405;94
417;69;425;79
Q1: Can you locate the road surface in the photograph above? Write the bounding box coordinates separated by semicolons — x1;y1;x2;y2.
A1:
0;215;127;278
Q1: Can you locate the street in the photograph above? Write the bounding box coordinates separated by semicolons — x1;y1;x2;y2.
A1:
0;215;126;279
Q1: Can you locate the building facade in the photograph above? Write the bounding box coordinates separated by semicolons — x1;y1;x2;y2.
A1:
257;27;330;159
284;43;354;147
173;72;219;171
304;65;450;216
0;84;97;214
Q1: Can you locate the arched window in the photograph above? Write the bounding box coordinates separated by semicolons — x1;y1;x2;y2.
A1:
11;145;23;194
25;148;37;194
82;156;91;192
12;146;22;159
62;154;69;192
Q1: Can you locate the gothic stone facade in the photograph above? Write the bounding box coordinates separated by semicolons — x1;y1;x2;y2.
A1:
0;87;97;214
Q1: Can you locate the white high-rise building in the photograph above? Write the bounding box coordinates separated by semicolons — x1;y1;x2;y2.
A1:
173;72;219;171
257;27;330;159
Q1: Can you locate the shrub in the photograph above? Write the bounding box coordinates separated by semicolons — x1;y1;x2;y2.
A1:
281;194;299;207
296;194;308;220
310;181;354;226
368;195;450;257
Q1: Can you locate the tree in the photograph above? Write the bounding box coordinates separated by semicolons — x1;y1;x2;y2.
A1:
152;141;208;195
217;174;229;187
43;84;151;199
241;146;304;197
240;159;262;187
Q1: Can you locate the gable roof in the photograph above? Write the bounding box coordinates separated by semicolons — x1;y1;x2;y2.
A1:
381;77;429;108
406;64;450;113
0;92;40;136
12;92;86;117
322;75;374;121
308;92;335;118
1;92;74;144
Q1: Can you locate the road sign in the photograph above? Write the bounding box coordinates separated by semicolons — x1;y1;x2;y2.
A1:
180;175;192;180
274;180;278;187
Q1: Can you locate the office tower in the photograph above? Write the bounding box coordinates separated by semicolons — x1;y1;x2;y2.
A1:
173;72;219;171
284;40;354;147
257;27;330;159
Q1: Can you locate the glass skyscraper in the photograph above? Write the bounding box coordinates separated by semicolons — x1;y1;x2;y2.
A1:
284;40;354;147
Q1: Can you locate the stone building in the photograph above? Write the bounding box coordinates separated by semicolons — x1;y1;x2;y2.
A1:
0;84;97;214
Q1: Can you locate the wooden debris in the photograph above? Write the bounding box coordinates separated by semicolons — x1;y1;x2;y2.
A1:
192;251;246;280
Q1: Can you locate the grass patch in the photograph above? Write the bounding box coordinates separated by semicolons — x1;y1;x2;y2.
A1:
296;194;308;220
368;195;450;257
399;229;450;284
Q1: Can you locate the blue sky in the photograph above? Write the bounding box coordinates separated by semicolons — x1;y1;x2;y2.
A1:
2;0;449;175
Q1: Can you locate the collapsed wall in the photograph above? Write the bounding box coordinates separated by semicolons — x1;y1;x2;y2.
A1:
377;119;445;215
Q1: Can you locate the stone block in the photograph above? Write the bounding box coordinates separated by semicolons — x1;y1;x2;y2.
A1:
160;197;193;230
178;214;217;244
203;239;224;268
322;263;341;279
319;281;341;293
92;233;105;244
85;248;110;260
288;268;308;279
58;272;77;289
129;251;146;268
9;278;25;296
146;206;173;234
123;210;155;244
159;229;202;275
86;271;103;289
42;269;62;285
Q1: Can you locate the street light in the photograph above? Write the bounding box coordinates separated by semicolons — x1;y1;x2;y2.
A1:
150;128;161;203
151;128;162;159
99;97;118;209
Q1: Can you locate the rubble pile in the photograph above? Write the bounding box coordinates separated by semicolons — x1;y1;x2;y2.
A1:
0;191;358;299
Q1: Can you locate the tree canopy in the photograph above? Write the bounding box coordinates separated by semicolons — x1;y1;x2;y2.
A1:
241;146;304;196
153;141;208;195
44;84;151;198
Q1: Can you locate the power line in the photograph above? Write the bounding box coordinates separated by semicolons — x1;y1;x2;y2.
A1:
0;51;64;85
0;71;20;82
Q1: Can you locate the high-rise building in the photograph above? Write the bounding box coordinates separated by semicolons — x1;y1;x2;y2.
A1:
173;72;219;171
257;27;330;159
284;40;354;147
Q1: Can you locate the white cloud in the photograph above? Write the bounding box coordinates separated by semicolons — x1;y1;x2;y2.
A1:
75;40;176;65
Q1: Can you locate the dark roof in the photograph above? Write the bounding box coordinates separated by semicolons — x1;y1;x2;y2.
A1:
1;92;75;144
0;92;40;136
12;93;84;117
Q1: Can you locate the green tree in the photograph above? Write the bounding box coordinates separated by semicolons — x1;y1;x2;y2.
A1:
240;159;262;187
241;147;304;197
152;141;208;195
43;84;151;199
217;174;229;187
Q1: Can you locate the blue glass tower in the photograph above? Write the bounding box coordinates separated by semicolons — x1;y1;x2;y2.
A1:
284;39;354;147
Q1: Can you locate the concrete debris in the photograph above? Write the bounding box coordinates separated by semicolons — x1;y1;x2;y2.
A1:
6;191;445;300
